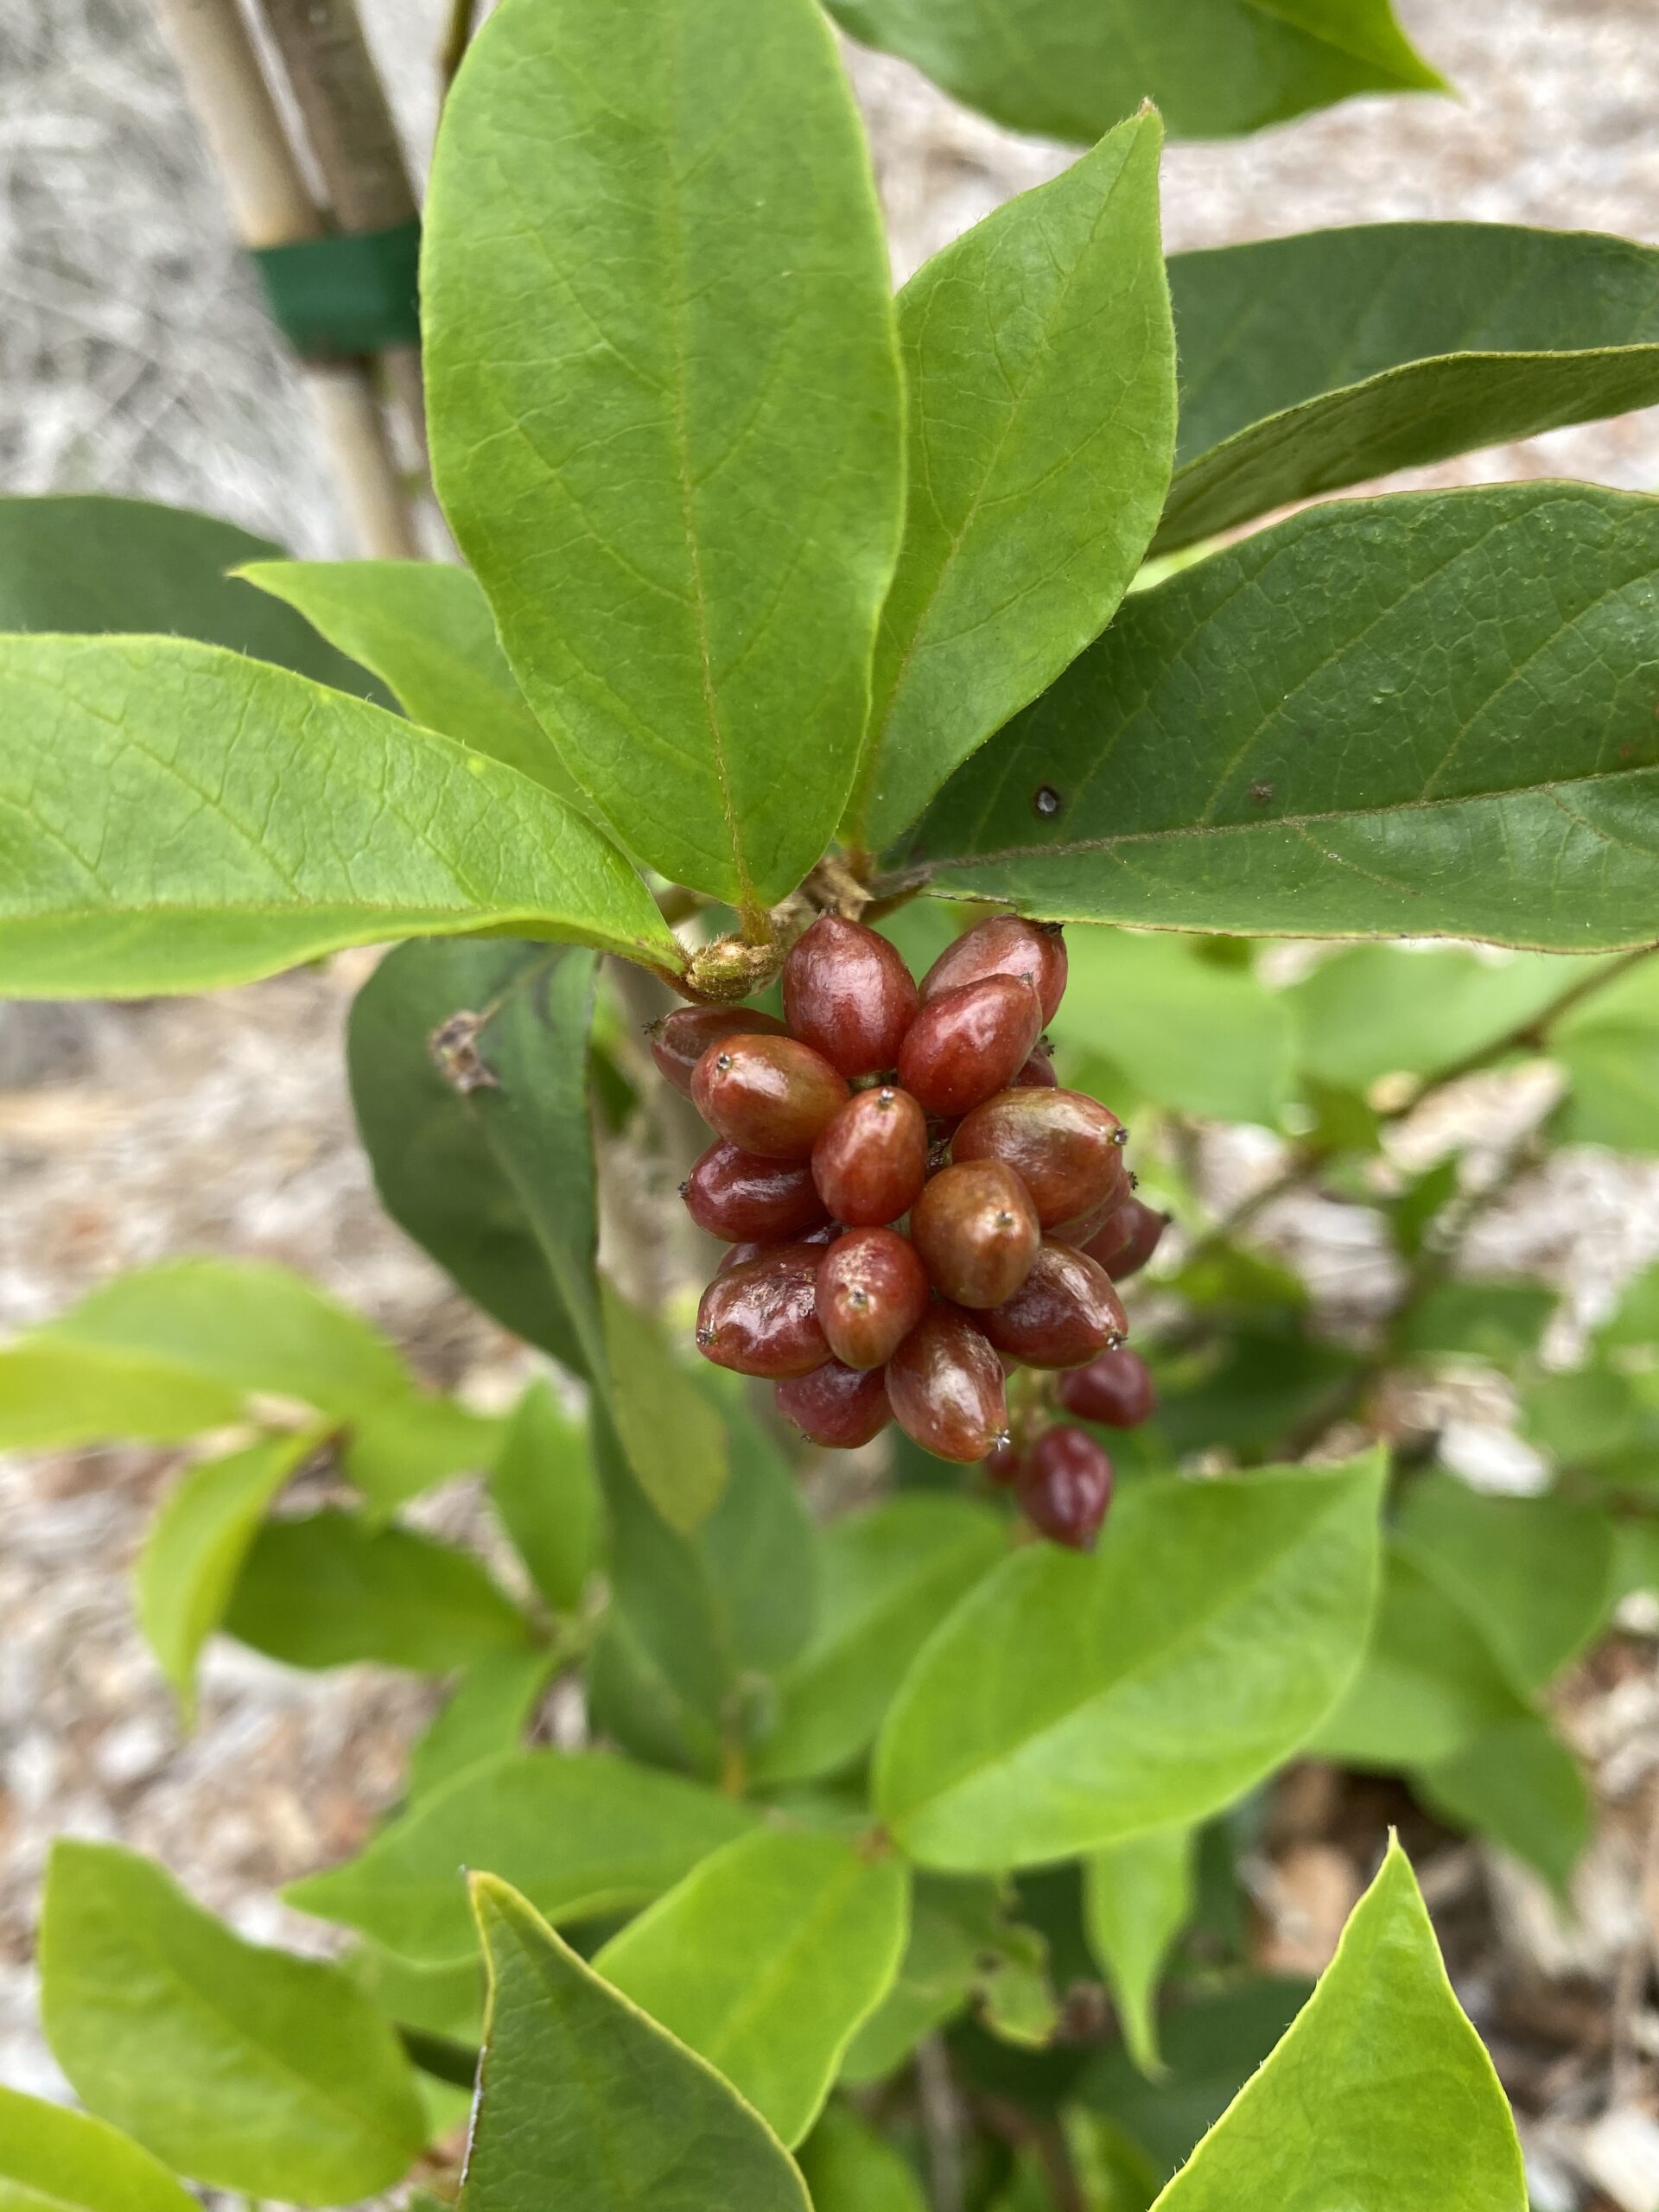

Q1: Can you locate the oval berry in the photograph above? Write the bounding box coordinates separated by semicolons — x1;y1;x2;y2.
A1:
690;1033;849;1160
649;1005;785;1097
1082;1195;1169;1282
695;1245;829;1377
1058;1345;1159;1427
683;1141;830;1243
920;915;1067;1025
953;1088;1128;1230
783;915;919;1077
1017;1426;1113;1549
983;1437;1025;1485
817;1227;931;1370
775;1359;892;1449
1013;1045;1058;1089
911;1159;1039;1311
887;1307;1008;1465
981;1242;1127;1369
812;1085;928;1226
897;976;1044;1119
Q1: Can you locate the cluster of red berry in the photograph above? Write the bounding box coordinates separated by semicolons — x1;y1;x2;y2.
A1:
650;915;1166;1548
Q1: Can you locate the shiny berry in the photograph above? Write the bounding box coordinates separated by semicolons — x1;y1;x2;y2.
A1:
1017;1426;1113;1549
897;976;1044;1119
953;1088;1128;1230
695;1246;829;1377
983;1437;1025;1485
775;1359;892;1448
1082;1196;1169;1282
910;1159;1039;1310
817;1227;931;1370
887;1307;1009;1464
1014;1045;1058;1088
683;1141;830;1243
1058;1345;1158;1427
981;1242;1128;1369
1051;1192;1120;1248
649;1005;785;1096
690;1033;849;1160
812;1086;928;1225
783;915;919;1077
920;915;1068;1026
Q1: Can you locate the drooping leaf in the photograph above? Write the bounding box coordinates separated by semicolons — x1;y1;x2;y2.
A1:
0;636;681;996
905;486;1659;952
1414;1718;1591;1898
425;0;904;910
874;1456;1383;1871
1147;1842;1525;2210
0;2084;200;2212
798;2104;928;2212
404;1647;563;1802
286;1749;757;1966
850;111;1175;849
596;1830;910;2146
486;1382;600;1613
461;1874;810;2212
1084;1828;1196;2078
0;1340;242;1449
41;1841;425;2205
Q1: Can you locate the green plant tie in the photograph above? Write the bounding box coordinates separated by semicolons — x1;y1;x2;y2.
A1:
250;219;421;360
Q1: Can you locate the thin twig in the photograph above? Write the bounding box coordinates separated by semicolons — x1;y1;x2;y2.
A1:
914;2037;966;2212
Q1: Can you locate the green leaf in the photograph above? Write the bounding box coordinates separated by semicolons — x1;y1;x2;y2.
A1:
1521;1363;1643;1468
904;486;1659;952
0;1340;242;1449
238;558;578;796
1601;1259;1659;1353
798;2106;927;2212
1396;1281;1557;1368
224;1510;529;1671
851;112;1175;849
1414;1717;1590;1897
1556;1024;1659;1151
1065;2111;1161;2212
602;1287;730;1535
1084;1828;1196;2079
0;2084;199;2212
461;1873;811;2212
0;636;681;996
1147;1842;1525;2210
486;1382;599;1613
405;1647;562;1801
595;1830;910;2147
286;1749;757;1966
874;1455;1383;1871
425;0;903;910
838;1878;993;2082
1160;223;1659;554
753;1497;1006;1787
825;0;1442;144
342;1394;505;1515
41;1840;424;2204
135;1428;322;1717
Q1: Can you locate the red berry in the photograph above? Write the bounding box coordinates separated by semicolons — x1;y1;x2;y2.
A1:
983;1437;1025;1485
683;1141;830;1243
1051;1192;1120;1248
649;1005;786;1097
817;1227;931;1370
981;1242;1127;1369
695;1245;829;1377
897;976;1044;1119
812;1085;928;1225
775;1359;892;1448
1057;1345;1158;1427
953;1088;1128;1230
1017;1426;1113;1549
690;1033;849;1160
910;1159;1039;1311
887;1307;1008;1465
783;915;919;1077
920;916;1067;1026
1013;1045;1058;1089
715;1222;837;1274
1082;1196;1169;1282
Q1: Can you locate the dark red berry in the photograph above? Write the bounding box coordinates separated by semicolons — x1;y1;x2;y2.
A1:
1051;1192;1120;1248
910;1159;1039;1311
920;916;1067;1026
695;1245;830;1377
1057;1345;1158;1427
715;1223;837;1272
783;915;919;1077
812;1086;928;1226
775;1359;892;1448
690;1033;849;1160
649;1005;785;1097
981;1242;1127;1369
817;1227;931;1370
953;1088;1128;1230
887;1307;1008;1464
1017;1426;1113;1549
983;1437;1025;1485
897;976;1044;1119
1013;1045;1058;1088
1081;1196;1169;1282
683;1141;830;1243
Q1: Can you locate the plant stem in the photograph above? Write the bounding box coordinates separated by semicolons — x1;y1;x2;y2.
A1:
915;2037;966;2212
439;0;482;94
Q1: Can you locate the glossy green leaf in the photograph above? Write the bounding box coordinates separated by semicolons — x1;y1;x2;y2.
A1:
0;636;680;996
826;0;1441;144
1414;1718;1590;1897
0;2085;199;2212
425;0;903;910
1160;223;1659;553
486;1381;599;1612
905;486;1659;952
753;1497;1005;1786
225;1510;529;1671
0;1341;242;1449
287;1749;757;1965
851;112;1175;849
135;1428;321;1717
342;1394;505;1515
1084;1828;1196;2078
405;1647;562;1801
41;1841;424;2204
596;1830;910;2146
461;1874;810;2212
798;2105;927;2212
875;1455;1384;1871
1148;1842;1525;2210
